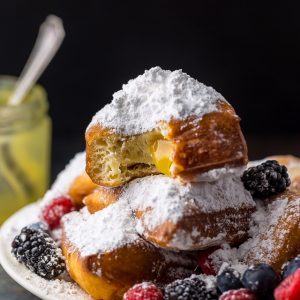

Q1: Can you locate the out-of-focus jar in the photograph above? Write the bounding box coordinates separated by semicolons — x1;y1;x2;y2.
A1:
0;76;51;223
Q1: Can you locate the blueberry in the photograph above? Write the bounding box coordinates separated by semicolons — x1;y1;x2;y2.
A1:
216;268;243;293
242;264;279;297
282;256;300;278
27;222;49;234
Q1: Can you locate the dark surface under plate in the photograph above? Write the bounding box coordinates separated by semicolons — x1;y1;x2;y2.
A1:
0;264;39;300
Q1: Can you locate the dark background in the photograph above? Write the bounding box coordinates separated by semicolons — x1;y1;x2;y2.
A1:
0;0;299;180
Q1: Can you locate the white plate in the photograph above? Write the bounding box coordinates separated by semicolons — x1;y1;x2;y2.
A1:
0;204;91;300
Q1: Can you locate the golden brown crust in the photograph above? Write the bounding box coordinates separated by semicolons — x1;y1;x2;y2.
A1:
62;233;196;300
141;207;254;250
68;172;99;208
135;206;255;250
268;155;300;167
167;101;248;178
84;186;122;214
268;155;300;193
291;176;300;193
85;100;248;187
62;239;126;300
243;190;300;272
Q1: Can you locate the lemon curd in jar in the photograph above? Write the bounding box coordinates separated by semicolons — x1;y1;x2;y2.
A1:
0;76;51;223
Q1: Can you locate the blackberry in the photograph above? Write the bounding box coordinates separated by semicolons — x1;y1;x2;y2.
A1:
217;267;243;293
11;224;65;280
164;277;218;300
241;160;291;198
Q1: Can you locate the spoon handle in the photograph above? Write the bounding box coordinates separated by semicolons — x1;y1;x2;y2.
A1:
9;15;65;106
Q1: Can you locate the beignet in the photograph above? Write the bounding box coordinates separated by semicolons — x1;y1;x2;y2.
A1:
86;67;247;187
84;175;256;250
61;200;197;300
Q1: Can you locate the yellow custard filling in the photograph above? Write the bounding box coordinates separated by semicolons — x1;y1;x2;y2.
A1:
150;139;174;176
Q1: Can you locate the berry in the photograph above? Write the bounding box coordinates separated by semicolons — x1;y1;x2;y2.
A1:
27;221;50;233
123;282;163;300
241;160;291;198
197;248;218;275
282;256;300;279
274;268;300;300
217;268;244;293
219;288;257;300
242;264;279;297
11;224;65;279
41;196;75;229
164;277;218;300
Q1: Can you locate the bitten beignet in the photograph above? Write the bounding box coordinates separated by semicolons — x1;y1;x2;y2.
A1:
86;67;247;187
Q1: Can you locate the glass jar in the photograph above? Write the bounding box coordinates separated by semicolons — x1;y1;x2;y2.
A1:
0;76;51;223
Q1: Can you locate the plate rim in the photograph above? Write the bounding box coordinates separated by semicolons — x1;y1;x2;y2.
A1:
0;204;49;300
0;203;90;300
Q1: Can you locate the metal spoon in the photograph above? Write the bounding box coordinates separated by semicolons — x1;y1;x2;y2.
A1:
9;15;65;105
0;15;65;202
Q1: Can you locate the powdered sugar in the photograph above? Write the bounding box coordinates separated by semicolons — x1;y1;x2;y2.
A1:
40;152;86;207
20;273;91;300
126;175;254;230
209;195;298;274
88;67;225;135
209;244;248;275
242;196;300;265
170;230;227;250
51;152;86;194
62;201;139;256
191;165;246;182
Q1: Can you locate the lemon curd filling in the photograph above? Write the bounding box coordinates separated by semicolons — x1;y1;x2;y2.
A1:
150;139;174;177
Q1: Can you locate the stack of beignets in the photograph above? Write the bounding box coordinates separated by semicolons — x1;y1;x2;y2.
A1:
61;67;256;299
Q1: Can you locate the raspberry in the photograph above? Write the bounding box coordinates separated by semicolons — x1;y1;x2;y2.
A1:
11;224;65;279
123;282;163;300
241;160;291;198
274;268;300;300
197;248;218;275
219;288;257;300
164;277;218;300
41;196;75;229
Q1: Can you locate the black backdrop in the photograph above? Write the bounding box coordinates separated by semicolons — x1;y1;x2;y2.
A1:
0;0;299;179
